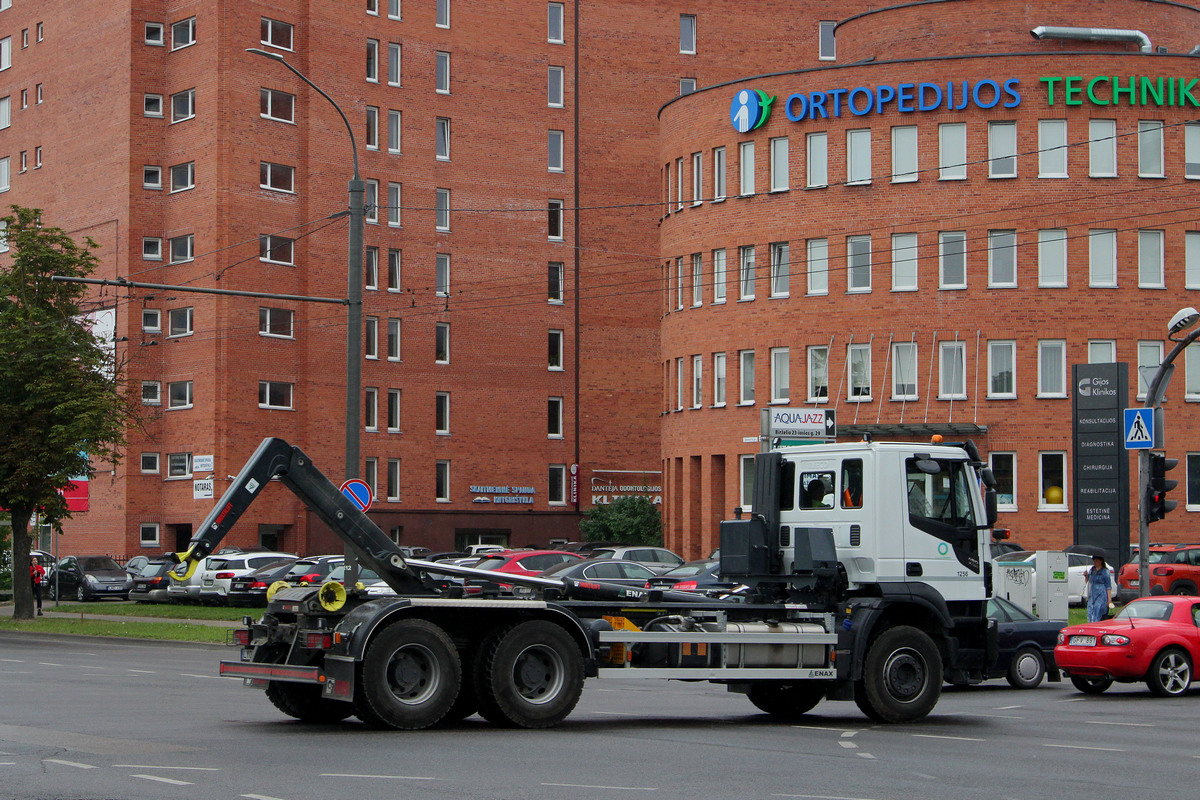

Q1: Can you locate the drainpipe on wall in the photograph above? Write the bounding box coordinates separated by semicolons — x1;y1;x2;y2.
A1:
1030;25;1153;54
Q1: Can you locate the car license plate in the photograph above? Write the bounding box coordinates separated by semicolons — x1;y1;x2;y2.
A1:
1129;581;1138;588
1070;635;1096;647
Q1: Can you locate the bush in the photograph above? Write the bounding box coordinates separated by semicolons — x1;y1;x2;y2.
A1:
579;496;662;546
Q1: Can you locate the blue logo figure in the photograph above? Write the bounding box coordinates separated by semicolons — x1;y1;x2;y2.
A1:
730;89;775;133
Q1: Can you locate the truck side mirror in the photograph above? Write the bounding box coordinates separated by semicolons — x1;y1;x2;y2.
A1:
984;487;998;528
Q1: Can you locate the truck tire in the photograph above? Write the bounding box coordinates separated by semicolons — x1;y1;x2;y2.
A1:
361;619;462;730
479;620;584;729
747;681;826;719
854;626;942;723
254;646;353;724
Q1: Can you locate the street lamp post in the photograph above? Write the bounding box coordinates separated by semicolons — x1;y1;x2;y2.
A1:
1137;306;1200;596
248;48;364;583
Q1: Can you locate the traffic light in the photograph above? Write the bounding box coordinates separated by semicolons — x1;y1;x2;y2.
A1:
1146;452;1179;524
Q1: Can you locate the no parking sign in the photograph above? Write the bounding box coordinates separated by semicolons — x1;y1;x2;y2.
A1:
340;479;373;512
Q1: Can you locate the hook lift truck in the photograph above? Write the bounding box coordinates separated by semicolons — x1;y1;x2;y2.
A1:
169;436;998;729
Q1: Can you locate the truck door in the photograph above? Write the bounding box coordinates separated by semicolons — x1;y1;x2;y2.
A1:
904;456;984;601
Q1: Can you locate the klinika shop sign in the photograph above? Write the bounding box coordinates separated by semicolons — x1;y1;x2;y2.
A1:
768;75;1200;124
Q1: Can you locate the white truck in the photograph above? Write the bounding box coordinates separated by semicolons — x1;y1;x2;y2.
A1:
170;436;997;728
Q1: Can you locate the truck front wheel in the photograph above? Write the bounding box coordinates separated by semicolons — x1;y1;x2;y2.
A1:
855;625;942;723
479;620;584;729
747;681;826;719
361;619;462;730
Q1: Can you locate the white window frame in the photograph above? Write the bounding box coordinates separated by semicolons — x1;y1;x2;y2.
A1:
987;340;1016;399
1038;119;1068;178
739;349;755;405
388;318;402;361
1037;340;1067;398
259;235;294;266
143;237;163;261
1138;229;1165;288
260;88;295;123
987;121;1017;178
435;253;450;298
142;381;162;406
1089;229;1117;287
386;182;401;227
169;161;194;193
365;388;379;431
938;122;966;180
435;188;450;232
846;128;871;185
170;88;195;123
548;464;567;505
938;231;966;290
143;165;162;189
365;180;378;223
366;39;379;82
1188;231;1200;289
1089;119;1117;177
891;125;917;183
260;18;293;51
548;65;564;107
1187;122;1200;180
547;396;563;438
140;453;160;475
1038;452;1068;511
436;51;450;94
436;117;451;160
387;389;402;432
818;20;836;61
891;233;917;291
548;199;564;240
388;109;402;153
987;229;1016;288
807;238;828;295
770;347;790;403
712;146;726;201
169;234;194;264
365;106;379;150
140;522;161;546
170;17;196;50
739;141;755;196
808;345;829;402
769;242;789;298
892;341;918;401
807;131;828;188
1088;339;1116;364
691;253;703;306
548;130;564;172
712;248;726;303
145;22;165;46
436;0;450;28
260;161;295;193
769;137;789;191
388;43;402;86
1185;344;1200;401
847;235;871;292
1037;229;1068;288
364;316;378;360
259;307;294;338
548;261;564;303
386;459;401;501
1138;340;1164;400
938;341;966;400
549;329;564;371
435;321;450;364
258;381;293;410
692;354;703;408
848;343;871;401
168;307;193;337
691;152;703;205
548;2;565;44
144;93;164;117
1138;120;1164;178
364;247;379;290
142;309;162;333
739;454;756;511
680;14;696;54
738;245;755;300
167;452;193;479
990;452;1018;511
713;352;727;406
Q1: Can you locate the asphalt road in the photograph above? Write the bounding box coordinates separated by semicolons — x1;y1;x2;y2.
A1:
0;631;1190;800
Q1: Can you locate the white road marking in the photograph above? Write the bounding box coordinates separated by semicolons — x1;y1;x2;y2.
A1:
1043;743;1125;752
1084;720;1153;727
44;759;96;769
772;794;882;800
856;753;876;760
912;733;986;742
320;773;435;781
0;659;24;663
839;730;856;738
542;782;656;792
37;662;63;667
790;724;863;734
912;773;937;780
595;711;636;716
132;774;193;786
838;741;858;749
179;673;240;681
242;794;289;800
113;764;219;771
127;669;156;674
0;762;14;766
992;705;1022;710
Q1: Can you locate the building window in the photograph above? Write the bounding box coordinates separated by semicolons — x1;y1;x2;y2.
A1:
771;347;790;403
938;231;966;289
145;22;165;46
0;95;7;130
365;106;379;150
739;141;754;195
169;234;194;264
740;454;756;511
387;110;402;153
143;165;162;189
548;3;565;43
548;65;564;107
1139;120;1164;178
1186;344;1200;401
260;162;295;193
548;199;564;240
807;345;828;401
365;180;378;223
143;237;163;260
713;351;726;405
680;14;696;54
364;459;378;500
364;316;378;359
387;459;401;501
169;162;194;193
1089;119;1117;177
140;522;160;546
769;137;789;191
738;245;755;300
1089;339;1116;364
142;309;162;333
548;261;564;302
818;20;836;60
806;132;828;188
1138;340;1164;400
981;230;1014;288
170;89;195;123
1037;340;1066;397
388;42;402;86
675;157;685;211
766;242;789;298
435;322;450;363
675;357;684;410
170;17;196;50
1188;454;1200;508
260;88;295;122
140;453;160;474
366;39;379;82
848;343;870;400
891;233;917;291
691;152;703;205
364;247;379;289
1088;229;1117;287
547;397;563;438
435;253;450;297
1186;123;1200;179
436;117;450;159
436;51;450;94
691;253;703;306
891;125;917;183
739;350;755;405
938;122;966;180
144;94;164;117
692;354;703;407
258;381;293;409
366;0;378;16
436;0;450;27
990;453;1016;510
1038;119;1068;177
167;452;193;478
432;188;450;232
1139;229;1165;288
847;235;871;292
680;78;696;96
674;257;684;310
548;464;566;505
807;238;828;295
1038;229;1067;287
846;128;871;185
33;147;41;169
436;460;450;502
988;340;1016;398
713;146;726;200
988;121;1016;178
548;130;564;172
549;329;564;370
141;381;161;405
364;388;378;431
261;18;293;50
1188;232;1200;289
259;307;294;338
939;341;966;400
892;342;917;400
1039;452;1067;510
385;182;400;227
387;389;401;431
436;392;450;434
388;318;401;360
259;235;294;265
712;248;726;302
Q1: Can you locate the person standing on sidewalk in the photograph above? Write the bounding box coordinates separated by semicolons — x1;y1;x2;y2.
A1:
29;557;44;616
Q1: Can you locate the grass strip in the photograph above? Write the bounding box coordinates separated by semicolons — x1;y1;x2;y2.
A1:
47;602;252;621
0;616;231;643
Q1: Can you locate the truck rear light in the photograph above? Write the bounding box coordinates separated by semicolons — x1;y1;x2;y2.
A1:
215;571;236;579
231;629;252;646
300;631;333;650
1153;566;1174;576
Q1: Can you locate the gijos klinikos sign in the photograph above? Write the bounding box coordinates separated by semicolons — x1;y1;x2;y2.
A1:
730;75;1200;131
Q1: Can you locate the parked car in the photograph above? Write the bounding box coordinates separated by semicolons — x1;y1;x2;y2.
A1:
47;555;133;601
281;555;344;586
197;552;294;604
994;550;1114;606
1055;596;1200;697
1116;543;1200;602
472;550;583;578
538;558;657;588
647;559;738;594
465;544;508;556
986;596;1065;689
129;560;176;603
225;558;301;607
167;555;224;603
588;546;685;575
124;555;151;575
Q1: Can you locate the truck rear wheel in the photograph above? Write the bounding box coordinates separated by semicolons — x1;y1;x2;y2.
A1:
254;646;353;724
854;626;942;723
747;681;826;719
479;620;584;729
361;619;462;730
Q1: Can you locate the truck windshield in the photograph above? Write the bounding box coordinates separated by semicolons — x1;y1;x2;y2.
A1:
906;459;977;529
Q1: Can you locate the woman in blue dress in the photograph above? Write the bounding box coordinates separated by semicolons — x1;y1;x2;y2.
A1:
1085;555;1114;622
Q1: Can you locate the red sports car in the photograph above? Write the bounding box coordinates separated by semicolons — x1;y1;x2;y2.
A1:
1055;596;1200;697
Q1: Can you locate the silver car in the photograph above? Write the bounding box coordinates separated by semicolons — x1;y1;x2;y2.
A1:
587;546;685;575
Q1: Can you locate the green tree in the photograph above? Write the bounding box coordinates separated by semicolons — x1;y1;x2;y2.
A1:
0;207;130;619
579;495;662;546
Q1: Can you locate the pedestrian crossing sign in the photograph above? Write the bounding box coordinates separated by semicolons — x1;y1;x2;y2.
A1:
1124;408;1154;449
